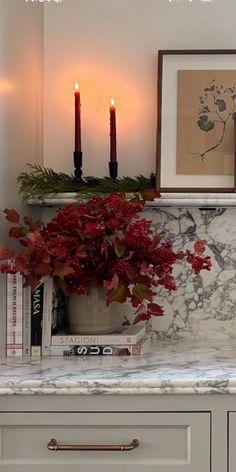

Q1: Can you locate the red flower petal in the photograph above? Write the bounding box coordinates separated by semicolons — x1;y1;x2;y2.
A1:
147;303;164;316
133;312;151;324
34;263;52;276
15;256;28;273
194;240;207;255
140;188;161;202
0;247;15;260
26;275;42;291
27;232;44;244
4;208;20;223
9;227;26;239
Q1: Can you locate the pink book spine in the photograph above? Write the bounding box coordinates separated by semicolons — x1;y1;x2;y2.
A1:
7;273;23;357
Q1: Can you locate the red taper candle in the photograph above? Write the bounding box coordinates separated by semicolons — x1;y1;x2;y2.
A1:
74;82;81;152
110;98;117;163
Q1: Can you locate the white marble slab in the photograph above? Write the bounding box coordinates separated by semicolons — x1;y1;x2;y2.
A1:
25;200;236;341
148;193;236;207
148;199;236;207
1;339;236;395
27;193;236;208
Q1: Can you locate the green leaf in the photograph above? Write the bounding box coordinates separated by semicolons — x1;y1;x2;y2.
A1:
18;164;155;200
53;263;75;279
132;284;153;302
107;284;130;305
114;238;126;258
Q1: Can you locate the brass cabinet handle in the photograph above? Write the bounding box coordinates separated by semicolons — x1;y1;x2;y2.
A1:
47;438;140;452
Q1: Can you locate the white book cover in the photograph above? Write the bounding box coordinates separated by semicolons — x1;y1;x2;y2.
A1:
51;324;146;346
7;273;23;357
23;285;31;357
42;277;53;356
0;265;7;357
49;334;151;356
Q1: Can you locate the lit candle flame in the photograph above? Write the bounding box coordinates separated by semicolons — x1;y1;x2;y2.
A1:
110;98;115;107
75;82;79;91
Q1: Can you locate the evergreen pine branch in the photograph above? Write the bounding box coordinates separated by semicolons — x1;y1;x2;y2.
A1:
18;164;155;200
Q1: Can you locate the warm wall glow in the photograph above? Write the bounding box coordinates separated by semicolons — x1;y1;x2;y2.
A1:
53;61;142;135
0;79;14;94
44;59;148;175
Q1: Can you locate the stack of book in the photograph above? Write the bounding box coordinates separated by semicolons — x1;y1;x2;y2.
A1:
50;325;149;357
6;274;151;357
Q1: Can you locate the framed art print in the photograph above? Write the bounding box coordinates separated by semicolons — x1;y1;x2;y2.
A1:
157;50;236;192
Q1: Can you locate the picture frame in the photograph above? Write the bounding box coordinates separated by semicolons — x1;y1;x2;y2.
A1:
157;49;236;193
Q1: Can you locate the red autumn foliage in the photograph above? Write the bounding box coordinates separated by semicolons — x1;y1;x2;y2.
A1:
0;247;15;260
4;208;20;223
9;227;26;239
0;194;211;322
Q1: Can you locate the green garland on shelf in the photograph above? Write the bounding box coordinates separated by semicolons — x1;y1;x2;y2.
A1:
18;164;156;200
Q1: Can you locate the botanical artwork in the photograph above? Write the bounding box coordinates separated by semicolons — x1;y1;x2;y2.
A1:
176;70;236;175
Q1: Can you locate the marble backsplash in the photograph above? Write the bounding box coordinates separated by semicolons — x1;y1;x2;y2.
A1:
125;207;236;341
39;202;236;341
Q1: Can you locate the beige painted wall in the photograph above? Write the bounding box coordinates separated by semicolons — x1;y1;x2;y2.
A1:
44;0;236;178
0;0;44;245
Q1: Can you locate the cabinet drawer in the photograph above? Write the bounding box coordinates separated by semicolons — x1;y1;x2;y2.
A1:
0;412;210;472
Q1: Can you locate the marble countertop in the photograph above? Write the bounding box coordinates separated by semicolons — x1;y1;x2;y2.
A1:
0;339;236;395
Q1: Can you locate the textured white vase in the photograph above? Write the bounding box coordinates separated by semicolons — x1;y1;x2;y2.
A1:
67;286;123;334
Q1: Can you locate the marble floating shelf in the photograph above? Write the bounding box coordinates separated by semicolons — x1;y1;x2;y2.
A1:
27;192;236;208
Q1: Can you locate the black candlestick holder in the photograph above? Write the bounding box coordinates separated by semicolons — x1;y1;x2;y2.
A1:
74;151;83;182
150;172;156;188
109;161;118;180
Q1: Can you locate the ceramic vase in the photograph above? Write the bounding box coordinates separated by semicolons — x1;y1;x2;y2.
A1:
67;286;123;334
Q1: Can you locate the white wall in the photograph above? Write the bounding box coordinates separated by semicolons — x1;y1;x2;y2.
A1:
0;0;44;245
0;0;43;355
44;0;236;178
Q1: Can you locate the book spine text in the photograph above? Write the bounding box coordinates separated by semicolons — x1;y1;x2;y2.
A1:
42;278;53;356
23;285;31;356
7;273;23;357
51;328;145;347
49;335;150;356
31;282;44;356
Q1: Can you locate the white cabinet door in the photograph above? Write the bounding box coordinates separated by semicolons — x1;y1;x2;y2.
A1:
228;411;236;472
0;411;210;472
